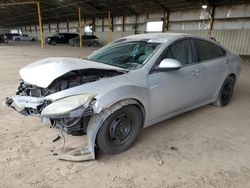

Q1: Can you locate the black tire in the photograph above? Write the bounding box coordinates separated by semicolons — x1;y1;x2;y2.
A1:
51;41;56;45
212;76;235;107
91;42;99;47
97;105;142;154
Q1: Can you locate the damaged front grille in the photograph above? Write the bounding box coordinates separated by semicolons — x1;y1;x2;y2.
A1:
51;107;93;136
16;81;49;97
14;80;95;135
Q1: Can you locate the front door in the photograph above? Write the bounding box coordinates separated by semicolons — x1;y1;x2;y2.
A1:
148;38;203;120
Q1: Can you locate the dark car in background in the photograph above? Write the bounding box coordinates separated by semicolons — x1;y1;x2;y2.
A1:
69;35;100;47
5;33;20;40
0;34;8;43
45;33;78;45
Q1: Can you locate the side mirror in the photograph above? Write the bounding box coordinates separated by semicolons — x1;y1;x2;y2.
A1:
155;58;182;71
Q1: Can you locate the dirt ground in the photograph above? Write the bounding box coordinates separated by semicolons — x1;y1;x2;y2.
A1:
0;42;250;188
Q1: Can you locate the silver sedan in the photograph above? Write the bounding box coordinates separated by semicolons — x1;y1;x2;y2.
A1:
6;33;240;161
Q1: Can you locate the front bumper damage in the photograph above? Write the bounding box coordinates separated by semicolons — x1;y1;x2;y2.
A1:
5;94;97;161
5;95;44;116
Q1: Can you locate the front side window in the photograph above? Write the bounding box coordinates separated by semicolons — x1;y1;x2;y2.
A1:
162;39;194;65
194;39;222;62
87;41;160;70
59;34;64;38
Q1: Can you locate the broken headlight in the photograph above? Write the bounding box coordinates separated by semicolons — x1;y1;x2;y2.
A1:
41;93;96;118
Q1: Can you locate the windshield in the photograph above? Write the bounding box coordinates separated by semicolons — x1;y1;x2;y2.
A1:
87;40;161;70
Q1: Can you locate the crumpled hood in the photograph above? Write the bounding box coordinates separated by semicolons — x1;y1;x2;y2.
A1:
19;57;125;88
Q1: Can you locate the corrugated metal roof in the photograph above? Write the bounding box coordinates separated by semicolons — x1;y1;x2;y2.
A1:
0;0;250;27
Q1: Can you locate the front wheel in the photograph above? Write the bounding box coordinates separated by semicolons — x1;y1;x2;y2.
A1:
97;105;142;154
212;76;235;107
91;42;99;47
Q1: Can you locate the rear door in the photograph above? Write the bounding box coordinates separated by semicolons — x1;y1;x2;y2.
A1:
23;34;28;41
63;34;70;43
56;34;64;43
193;39;227;100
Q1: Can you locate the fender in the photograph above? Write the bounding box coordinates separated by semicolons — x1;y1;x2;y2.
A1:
87;99;140;159
58;99;140;161
92;84;150;121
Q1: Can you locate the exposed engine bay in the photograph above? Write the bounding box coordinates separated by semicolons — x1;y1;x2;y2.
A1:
16;69;123;98
7;68;124;136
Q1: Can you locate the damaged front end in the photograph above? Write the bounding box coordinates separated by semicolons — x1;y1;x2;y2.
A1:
5;63;125;161
5;85;98;161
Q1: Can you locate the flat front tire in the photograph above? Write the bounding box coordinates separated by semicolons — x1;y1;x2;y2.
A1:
97;105;142;154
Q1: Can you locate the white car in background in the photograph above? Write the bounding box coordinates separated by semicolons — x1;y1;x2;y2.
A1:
13;34;35;41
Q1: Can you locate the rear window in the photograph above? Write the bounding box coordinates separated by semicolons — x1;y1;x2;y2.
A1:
194;39;222;62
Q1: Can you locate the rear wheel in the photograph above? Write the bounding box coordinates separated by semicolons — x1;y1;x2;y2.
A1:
212;76;235;107
97;105;142;154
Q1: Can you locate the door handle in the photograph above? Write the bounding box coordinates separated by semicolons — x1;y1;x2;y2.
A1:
192;70;200;75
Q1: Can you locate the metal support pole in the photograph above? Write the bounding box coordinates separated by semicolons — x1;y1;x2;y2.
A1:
102;18;104;32
37;1;43;48
122;16;125;32
92;18;95;34
108;11;111;31
78;7;82;48
108;11;112;43
135;15;138;34
163;11;169;32
208;6;215;38
67;19;69;32
56;21;59;32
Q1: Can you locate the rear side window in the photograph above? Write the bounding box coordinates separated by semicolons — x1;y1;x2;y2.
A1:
219;47;227;56
194;39;222;62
